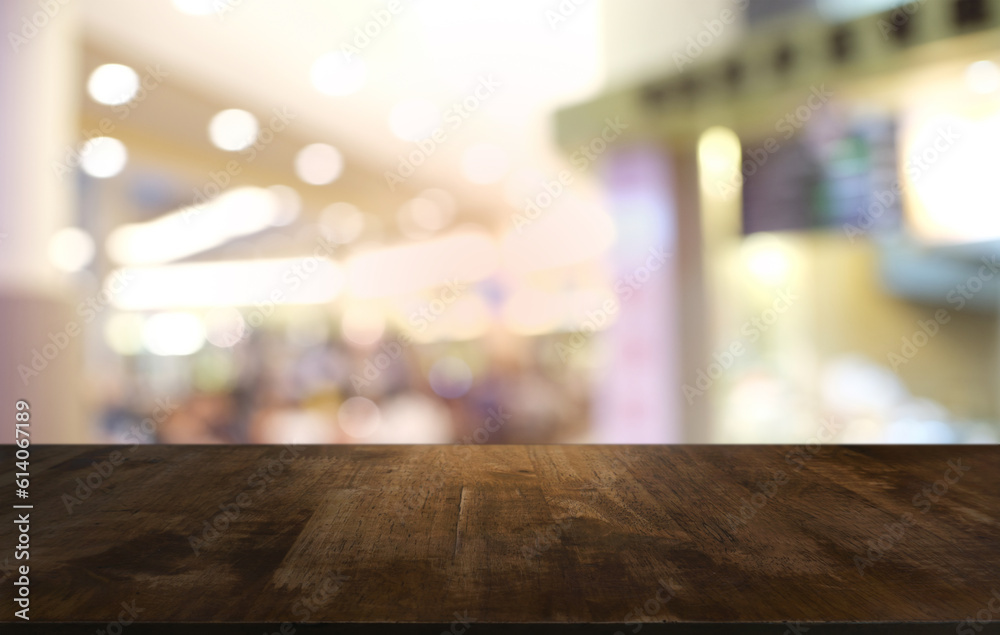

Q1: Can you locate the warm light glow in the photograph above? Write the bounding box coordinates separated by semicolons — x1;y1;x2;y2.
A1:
209;109;259;152
48;227;95;272
461;144;509;184
346;228;499;297
902;106;999;243
310;52;366;96
389;99;442;141
698;126;742;201
500;201;615;274
204;307;247;348
397;197;450;239
87;64;139;106
341;304;387;347
741;232;794;286
106;186;283;265
501;288;615;336
80;137;128;178
966;60;1000;95
141;312;206;356
107;257;345;310
319;203;366;244
172;0;215;15
405;294;491;342
338;397;381;438
267;185;302;226
295;143;344;185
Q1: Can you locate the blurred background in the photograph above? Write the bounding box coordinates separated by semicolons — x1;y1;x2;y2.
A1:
3;0;1000;445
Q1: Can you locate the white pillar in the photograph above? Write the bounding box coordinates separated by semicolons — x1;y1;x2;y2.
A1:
0;0;85;442
590;147;681;443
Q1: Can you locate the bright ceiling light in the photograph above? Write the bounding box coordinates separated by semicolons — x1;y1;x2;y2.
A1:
388;99;442;141
320;202;366;244
87;64;140;106
80;137;127;178
106;186;282;265
310;52;366;96
107;257;345;311
48;227;95;272
966;60;1000;95
295;143;344;185
209;109;259;152
461;144;509;184
346;228;499;297
141;312;206;356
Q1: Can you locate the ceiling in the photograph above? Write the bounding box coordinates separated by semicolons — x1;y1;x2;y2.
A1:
80;0;607;224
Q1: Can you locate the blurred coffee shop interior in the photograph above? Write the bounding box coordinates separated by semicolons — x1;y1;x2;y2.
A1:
3;0;1000;445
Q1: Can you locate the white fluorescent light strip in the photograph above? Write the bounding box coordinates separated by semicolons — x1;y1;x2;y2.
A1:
346;229;499;298
108;258;345;310
106;186;281;265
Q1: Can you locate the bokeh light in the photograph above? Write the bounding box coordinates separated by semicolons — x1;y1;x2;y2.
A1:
295;143;344;185
428;357;474;398
80;137;128;178
208;109;259;152
87;64;139;106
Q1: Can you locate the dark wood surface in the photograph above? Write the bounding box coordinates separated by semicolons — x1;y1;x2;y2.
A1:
2;444;999;632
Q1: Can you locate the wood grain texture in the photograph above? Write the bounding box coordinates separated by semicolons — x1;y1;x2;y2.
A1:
1;444;999;631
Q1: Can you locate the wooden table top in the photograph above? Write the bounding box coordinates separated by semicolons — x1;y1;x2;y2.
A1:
2;444;999;633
